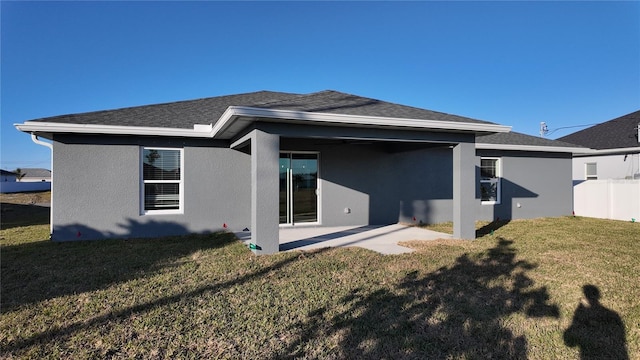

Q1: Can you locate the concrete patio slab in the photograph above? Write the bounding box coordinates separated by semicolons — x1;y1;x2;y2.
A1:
234;224;452;255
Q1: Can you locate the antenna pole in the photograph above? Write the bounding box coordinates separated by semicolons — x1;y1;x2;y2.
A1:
540;122;548;137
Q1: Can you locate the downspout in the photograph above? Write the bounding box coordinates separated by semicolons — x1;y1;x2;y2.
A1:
632;121;639;179
30;133;53;236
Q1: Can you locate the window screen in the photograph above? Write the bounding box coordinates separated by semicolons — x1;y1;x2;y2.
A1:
142;148;182;212
480;158;501;203
585;163;597;180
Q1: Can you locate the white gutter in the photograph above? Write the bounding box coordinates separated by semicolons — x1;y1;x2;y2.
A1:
213;106;512;138
30;133;54;235
31;133;53;150
475;142;592;154
15;122;214;138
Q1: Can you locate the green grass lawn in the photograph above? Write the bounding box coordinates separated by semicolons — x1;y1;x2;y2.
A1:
1;209;639;358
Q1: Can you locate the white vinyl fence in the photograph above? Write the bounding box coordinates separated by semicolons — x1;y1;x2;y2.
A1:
574;180;640;221
0;181;51;193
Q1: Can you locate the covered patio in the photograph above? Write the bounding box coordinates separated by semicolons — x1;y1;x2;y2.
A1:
229;122;489;254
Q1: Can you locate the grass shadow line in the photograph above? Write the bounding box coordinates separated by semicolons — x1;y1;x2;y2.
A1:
476;219;510;237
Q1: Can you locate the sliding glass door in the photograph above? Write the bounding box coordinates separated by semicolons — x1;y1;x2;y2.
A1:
279;152;318;224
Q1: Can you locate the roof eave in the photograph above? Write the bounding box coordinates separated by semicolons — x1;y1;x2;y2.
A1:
14;122;215;138
572;146;640;157
212;106;511;139
476;142;592;154
15;106;512;140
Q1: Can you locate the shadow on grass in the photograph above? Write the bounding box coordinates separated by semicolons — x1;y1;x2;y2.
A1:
564;284;629;359
2;247;328;354
0;203;50;229
278;238;560;359
476;219;511;237
1;230;237;311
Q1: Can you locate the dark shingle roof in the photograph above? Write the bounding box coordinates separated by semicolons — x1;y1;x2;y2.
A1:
255;90;494;124
1;169;17;176
22;89;590;152
557;110;640;150
24;89;582;150
26;90;493;128
28;91;300;129
478;131;585;148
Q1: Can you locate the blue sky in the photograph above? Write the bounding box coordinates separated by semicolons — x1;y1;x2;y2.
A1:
2;1;639;170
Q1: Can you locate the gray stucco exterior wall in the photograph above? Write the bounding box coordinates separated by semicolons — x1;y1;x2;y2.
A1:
49;133;573;243
318;143;396;226
453;142;478;239
51;135;251;241
475;150;573;221
281;138;461;228
297;141;572;227
250;130;280;254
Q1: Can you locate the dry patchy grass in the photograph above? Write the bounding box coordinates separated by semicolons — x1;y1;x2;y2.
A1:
0;191;51;205
1;214;639;359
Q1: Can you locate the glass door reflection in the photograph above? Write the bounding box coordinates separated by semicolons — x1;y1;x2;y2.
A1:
279;153;318;224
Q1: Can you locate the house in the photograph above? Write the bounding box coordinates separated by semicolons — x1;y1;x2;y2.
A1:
14;90;583;253
0;169;18;193
1;169;17;182
557;110;640;221
19;168;52;182
0;168;52;193
558;110;640;180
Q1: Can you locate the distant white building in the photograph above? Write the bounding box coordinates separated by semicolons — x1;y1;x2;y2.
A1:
559;110;640;180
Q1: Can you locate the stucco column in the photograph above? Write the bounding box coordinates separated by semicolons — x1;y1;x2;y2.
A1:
251;129;280;254
453;141;477;239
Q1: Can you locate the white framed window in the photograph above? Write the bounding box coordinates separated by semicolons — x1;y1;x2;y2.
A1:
480;157;501;204
141;147;184;214
585;162;597;180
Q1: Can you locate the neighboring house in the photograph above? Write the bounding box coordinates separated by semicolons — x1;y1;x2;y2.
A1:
0;168;52;193
557;110;640;222
14;90;583;253
20;168;52;182
558;110;640;180
1;169;17;182
0;168;51;193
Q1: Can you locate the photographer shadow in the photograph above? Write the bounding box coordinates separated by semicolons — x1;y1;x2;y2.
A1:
564;285;629;360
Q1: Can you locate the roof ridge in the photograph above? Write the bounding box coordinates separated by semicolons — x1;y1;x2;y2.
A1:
245;89;374;108
248;91;309;107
